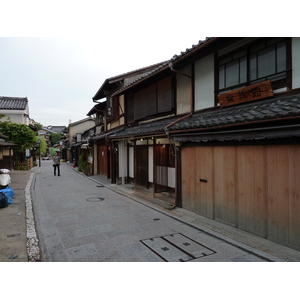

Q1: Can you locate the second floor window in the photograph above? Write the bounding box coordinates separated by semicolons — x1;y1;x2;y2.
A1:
127;77;174;123
218;38;290;94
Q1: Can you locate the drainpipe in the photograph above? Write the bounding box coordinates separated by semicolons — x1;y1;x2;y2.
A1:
164;62;194;147
165;62;194;208
168;62;193;113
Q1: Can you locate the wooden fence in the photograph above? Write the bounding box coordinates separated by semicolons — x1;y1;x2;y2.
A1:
14;157;33;170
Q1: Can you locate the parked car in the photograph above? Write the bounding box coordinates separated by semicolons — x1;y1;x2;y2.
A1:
42;157;50;160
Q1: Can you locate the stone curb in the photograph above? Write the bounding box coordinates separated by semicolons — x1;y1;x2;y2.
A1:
25;170;41;262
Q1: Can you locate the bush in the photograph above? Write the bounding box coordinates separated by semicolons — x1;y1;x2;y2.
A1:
78;153;89;173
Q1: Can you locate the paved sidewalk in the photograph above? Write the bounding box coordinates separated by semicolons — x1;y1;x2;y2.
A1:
0;168;35;262
1;164;300;262
89;173;300;262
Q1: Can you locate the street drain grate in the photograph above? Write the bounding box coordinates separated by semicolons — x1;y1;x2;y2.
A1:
86;197;105;202
140;233;216;262
96;185;105;188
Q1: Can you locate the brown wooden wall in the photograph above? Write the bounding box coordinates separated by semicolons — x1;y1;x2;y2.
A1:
181;145;300;250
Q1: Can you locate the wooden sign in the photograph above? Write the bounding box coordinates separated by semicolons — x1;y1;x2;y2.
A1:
218;80;274;107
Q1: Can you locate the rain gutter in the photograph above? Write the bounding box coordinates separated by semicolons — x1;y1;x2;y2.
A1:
171;123;300;142
168;115;300;135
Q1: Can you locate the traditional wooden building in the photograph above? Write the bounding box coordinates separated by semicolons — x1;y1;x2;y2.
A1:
166;37;300;250
67;117;95;166
88;37;300;250
0;134;16;170
89;62;167;183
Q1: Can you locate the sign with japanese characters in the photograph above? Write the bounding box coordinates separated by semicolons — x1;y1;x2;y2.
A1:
218;80;274;107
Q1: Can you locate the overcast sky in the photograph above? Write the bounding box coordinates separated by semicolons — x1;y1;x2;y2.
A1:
0;36;207;127
0;1;294;127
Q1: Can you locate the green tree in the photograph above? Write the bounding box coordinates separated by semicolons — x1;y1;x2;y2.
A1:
35;122;43;130
50;132;63;146
0;121;37;160
36;136;47;156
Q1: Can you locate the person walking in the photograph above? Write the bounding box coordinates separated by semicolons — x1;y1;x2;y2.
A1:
53;151;61;176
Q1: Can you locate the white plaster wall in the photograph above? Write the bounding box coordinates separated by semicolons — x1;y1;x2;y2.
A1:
148;146;153;183
176;65;192;114
1;111;28;124
129;146;134;178
168;167;175;188
73;120;95;135
118;142;127;184
292;37;300;89
194;54;215;111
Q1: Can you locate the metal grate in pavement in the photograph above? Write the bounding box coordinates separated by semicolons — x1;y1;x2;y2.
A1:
140;233;216;262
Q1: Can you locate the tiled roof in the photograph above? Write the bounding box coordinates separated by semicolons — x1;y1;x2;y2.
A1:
111;61;169;96
112;38;214;97
106;93;300;141
169;37;214;62
0;96;28;110
109;116;180;139
94;61;168;100
50;126;66;134
169;94;300;132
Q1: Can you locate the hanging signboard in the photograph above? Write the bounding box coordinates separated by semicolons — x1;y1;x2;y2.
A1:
218;80;274;107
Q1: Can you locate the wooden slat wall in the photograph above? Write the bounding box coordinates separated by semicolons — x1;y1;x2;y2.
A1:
288;146;300;247
181;145;300;250
181;147;196;211
237;146;266;237
195;147;214;218
214;147;237;226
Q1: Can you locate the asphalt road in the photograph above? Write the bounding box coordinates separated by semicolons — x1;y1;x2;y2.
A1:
32;160;269;262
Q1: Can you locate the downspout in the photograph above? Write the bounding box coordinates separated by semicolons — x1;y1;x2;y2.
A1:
164;62;194;208
164;62;194;152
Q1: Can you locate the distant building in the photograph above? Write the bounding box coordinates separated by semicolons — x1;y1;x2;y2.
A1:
0;96;30;125
44;125;67;134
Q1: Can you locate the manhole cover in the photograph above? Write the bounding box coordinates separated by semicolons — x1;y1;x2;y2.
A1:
86;197;105;202
140;233;216;262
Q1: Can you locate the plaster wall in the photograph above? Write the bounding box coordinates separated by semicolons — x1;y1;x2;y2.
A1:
194;54;215;111
292;37;300;89
1;110;29;125
148;146;153;182
118;142;127;184
69;119;95;137
176;65;192;114
129;146;134;178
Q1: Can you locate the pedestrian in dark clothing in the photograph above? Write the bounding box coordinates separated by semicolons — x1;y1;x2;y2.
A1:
53;151;61;176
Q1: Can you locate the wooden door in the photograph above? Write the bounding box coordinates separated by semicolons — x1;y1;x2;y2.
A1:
135;146;148;188
98;145;110;178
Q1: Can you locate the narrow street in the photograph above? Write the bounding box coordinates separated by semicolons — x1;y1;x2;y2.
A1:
32;161;270;262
